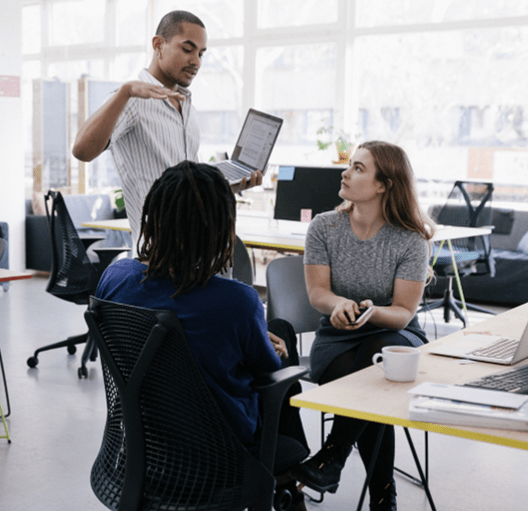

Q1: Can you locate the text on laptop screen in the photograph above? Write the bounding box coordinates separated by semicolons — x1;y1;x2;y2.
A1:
232;110;283;171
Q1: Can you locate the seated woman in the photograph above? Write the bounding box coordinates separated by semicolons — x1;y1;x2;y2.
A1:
96;160;308;510
292;141;435;511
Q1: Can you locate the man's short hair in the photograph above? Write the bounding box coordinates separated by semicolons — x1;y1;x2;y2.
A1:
155;10;206;41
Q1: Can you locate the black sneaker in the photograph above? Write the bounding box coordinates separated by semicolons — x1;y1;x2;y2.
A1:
370;479;397;511
290;434;352;494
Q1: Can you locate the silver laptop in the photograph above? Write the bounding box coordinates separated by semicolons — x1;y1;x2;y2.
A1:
429;322;528;365
213;109;283;185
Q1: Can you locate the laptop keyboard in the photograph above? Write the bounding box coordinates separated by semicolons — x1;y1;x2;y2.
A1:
216;161;249;181
466;337;520;361
461;364;528;394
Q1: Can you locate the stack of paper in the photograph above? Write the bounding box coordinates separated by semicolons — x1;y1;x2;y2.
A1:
408;382;528;431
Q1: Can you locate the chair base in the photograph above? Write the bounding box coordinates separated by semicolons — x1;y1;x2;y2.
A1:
26;331;98;379
423;288;497;328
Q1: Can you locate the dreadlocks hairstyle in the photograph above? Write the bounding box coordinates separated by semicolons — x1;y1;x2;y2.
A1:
137;161;236;297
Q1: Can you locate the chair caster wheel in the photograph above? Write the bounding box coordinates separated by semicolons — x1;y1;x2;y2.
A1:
78;366;88;379
27;357;38;368
273;488;292;511
67;345;77;355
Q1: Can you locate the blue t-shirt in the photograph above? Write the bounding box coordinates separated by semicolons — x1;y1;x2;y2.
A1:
95;258;281;446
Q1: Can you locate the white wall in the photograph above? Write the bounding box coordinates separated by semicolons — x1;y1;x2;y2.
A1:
0;1;24;271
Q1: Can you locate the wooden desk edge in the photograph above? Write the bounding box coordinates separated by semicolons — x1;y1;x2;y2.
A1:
0;271;33;283
242;240;304;254
81;221;131;232
290;395;528;450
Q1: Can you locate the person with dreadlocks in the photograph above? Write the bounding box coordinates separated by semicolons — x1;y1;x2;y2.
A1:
95;160;309;511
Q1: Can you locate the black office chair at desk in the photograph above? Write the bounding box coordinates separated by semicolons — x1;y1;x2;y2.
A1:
425;180;496;327
26;190;129;378
233;235;255;286
85;297;309;511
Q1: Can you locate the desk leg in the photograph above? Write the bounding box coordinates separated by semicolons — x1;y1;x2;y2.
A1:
446;239;469;325
358;426;437;511
403;428;437;511
356;424;386;511
0;348;10;418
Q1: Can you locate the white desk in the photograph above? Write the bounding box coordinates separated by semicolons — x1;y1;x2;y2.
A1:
81;217;491;254
80;217;491;322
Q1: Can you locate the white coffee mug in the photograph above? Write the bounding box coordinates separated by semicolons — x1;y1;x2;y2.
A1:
372;346;420;382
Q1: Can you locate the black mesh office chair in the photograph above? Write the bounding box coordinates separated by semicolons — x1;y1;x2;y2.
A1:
85;297;308;511
26;191;129;378
265;255;431;497
426;181;496;327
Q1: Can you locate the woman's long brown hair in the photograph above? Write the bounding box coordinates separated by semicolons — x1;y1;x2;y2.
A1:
338;140;435;241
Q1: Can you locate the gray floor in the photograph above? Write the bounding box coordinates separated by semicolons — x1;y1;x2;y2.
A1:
1;275;527;510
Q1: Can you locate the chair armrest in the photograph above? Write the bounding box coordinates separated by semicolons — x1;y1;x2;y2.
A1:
252;365;309;473
92;247;131;272
79;235;106;250
252;365;309;392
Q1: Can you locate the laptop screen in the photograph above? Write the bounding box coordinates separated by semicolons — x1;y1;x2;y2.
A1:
231;109;283;172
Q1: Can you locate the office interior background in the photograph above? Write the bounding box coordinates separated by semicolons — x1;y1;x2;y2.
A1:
2;0;528;271
2;3;528;510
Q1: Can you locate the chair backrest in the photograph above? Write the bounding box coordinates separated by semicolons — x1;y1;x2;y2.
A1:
85;297;274;511
431;181;495;276
232;235;253;286
432;181;494;228
44;190;99;302
0;238;6;260
266;255;321;334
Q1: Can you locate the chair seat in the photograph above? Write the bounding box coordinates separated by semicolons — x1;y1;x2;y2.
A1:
432;245;480;278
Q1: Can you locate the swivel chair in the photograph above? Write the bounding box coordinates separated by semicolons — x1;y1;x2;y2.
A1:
85;297;309;511
26;190;129;378
425;181;496;327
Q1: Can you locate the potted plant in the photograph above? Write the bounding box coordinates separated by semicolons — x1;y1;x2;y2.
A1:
316;127;354;164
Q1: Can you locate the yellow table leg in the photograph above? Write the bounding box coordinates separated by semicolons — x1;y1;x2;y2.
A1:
0;402;11;443
446;239;469;325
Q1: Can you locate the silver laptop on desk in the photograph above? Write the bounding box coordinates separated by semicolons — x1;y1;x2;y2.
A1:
213;109;283;185
429;322;528;365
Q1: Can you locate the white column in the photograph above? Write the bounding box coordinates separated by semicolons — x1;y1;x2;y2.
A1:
0;1;24;271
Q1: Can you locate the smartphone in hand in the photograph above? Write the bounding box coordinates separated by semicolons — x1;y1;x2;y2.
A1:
348;306;374;326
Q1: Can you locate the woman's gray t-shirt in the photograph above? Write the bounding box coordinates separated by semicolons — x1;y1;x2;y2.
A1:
303;210;430;382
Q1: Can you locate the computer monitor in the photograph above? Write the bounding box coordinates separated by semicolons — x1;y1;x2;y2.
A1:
273;166;346;222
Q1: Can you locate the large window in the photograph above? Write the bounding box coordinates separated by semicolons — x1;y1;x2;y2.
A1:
22;0;528;205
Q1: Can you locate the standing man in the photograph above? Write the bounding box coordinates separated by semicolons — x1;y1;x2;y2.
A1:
72;10;261;247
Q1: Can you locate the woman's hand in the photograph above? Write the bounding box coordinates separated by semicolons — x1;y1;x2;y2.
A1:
268;331;289;359
330;299;374;330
